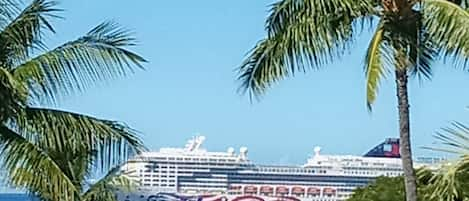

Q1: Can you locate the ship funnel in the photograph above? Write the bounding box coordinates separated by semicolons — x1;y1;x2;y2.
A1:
363;138;400;158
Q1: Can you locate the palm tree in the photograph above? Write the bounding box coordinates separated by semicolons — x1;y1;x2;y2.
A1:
237;0;468;201
418;121;469;201
0;0;146;200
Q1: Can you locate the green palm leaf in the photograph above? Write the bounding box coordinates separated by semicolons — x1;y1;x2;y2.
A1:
0;0;21;28
237;0;376;98
417;156;469;201
418;120;469;201
81;165;136;201
265;0;376;36
12;21;147;104
0;0;60;68
0;67;27;122
0;125;79;201
423;0;469;68
15;107;146;171
408;37;437;81
407;12;438;81
365;23;389;109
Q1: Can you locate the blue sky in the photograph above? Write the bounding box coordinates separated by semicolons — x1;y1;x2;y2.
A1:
46;0;468;164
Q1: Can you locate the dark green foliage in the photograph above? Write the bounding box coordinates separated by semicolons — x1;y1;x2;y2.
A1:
347;176;433;201
348;177;407;201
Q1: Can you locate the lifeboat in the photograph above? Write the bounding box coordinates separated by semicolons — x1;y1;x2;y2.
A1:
260;186;273;193
260;186;274;196
230;186;242;190
229;186;243;195
323;188;337;196
275;186;289;195
244;186;258;194
307;187;320;196
291;187;305;197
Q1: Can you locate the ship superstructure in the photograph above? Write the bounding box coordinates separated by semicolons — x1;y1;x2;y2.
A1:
119;136;438;201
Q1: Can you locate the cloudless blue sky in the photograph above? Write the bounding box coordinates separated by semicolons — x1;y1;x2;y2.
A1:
45;0;469;165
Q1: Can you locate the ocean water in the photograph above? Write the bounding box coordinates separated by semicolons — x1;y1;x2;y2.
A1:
0;194;38;201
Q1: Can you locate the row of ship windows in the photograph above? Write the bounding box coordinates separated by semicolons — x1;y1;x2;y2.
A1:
142;179;175;182
142;163;401;171
143;164;241;170
227;174;373;180
142;165;237;170
224;180;369;186
343;171;402;176
255;168;328;174
175;178;364;186
170;180;366;188
140;168;400;176
141;174;176;178
343;166;401;171
143;158;238;163
141;168;329;174
137;175;372;183
142;183;176;187
348;162;388;166
141;170;177;173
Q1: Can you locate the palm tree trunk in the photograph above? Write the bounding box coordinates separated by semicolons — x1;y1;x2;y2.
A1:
395;69;417;201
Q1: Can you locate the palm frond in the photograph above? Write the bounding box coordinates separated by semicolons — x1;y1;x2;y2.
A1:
423;0;469;69
365;23;391;110
417;158;469;201
15;107;146;171
12;21;147;104
265;0;376;36
238;0;376;99
82;164;136;201
408;14;438;82
45;146;98;192
420;120;469;200
408;39;437;81
0;0;61;68
0;67;27;122
447;0;469;9
431;121;469;155
0;0;21;28
0;125;78;201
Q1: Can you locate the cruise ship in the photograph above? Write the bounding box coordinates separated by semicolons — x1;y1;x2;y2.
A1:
119;136;440;201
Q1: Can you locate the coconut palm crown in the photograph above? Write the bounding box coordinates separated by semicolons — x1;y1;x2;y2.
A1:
0;0;146;201
237;0;468;201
